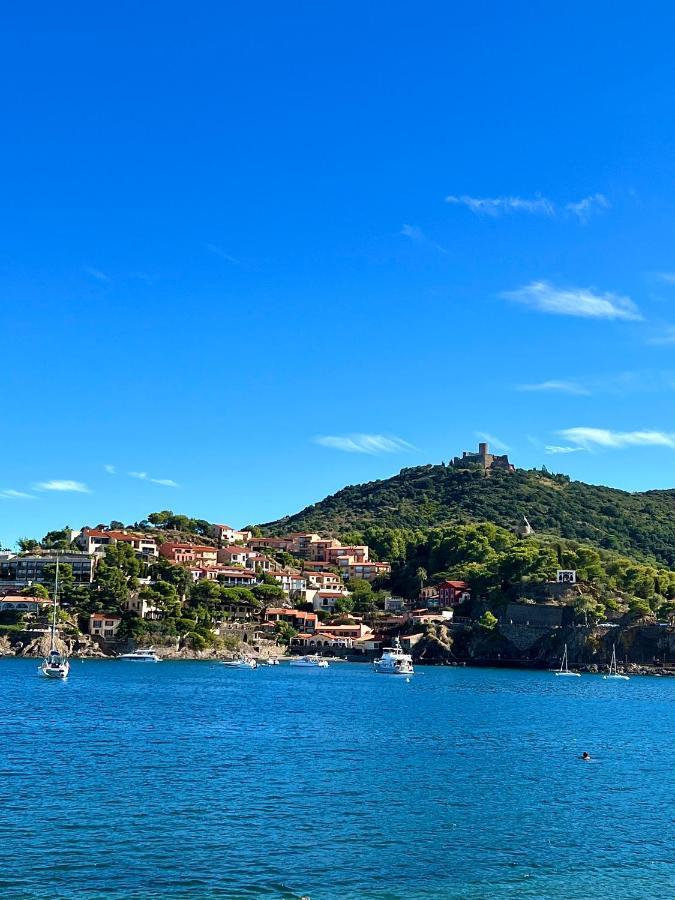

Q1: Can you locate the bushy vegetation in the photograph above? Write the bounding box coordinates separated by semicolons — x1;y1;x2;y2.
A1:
260;464;675;567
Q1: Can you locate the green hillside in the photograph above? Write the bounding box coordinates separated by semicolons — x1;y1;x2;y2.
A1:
260;464;675;567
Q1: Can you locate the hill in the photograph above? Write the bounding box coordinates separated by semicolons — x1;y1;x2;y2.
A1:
260;464;675;567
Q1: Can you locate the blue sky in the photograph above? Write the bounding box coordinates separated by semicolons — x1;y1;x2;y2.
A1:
3;1;675;547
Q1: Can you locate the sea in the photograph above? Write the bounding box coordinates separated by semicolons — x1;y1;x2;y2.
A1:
0;658;673;899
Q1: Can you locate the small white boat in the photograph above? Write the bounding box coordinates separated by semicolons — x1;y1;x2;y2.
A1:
603;645;630;680
290;655;329;668
373;637;414;676
117;648;161;662
39;555;70;679
266;658;280;666
221;656;258;669
554;643;580;677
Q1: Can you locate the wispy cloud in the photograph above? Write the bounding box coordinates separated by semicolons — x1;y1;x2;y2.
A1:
400;224;447;254
128;471;178;487
652;272;675;285
34;480;91;493
445;193;609;222
565;193;610;223
445;194;555;217
314;434;417;455
545;445;587;455
104;464;116;474
0;489;35;500
502;281;642;321
476;431;511;452
646;325;675;346
207;243;240;265
518;380;591;396
84;266;111;283
558;427;675;450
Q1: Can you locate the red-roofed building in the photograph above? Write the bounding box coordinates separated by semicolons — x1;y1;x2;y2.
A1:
159;543;218;566
78;528;159;558
89;612;122;640
210;524;253;545
436;580;470;607
263;608;318;633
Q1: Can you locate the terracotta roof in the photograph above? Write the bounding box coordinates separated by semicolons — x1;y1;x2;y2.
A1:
89;612;122;620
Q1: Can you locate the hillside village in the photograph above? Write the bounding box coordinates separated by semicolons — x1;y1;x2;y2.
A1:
2;484;675;669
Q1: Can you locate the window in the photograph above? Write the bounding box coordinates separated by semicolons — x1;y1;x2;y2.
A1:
104;629;113;638
93;620;102;628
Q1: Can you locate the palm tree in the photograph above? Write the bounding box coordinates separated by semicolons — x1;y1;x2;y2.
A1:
416;567;428;599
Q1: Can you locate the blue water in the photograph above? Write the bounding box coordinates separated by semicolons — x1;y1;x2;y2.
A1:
0;660;673;899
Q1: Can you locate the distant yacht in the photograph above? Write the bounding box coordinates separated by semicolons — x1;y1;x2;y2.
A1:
373;637;414;676
118;648;161;662
221;655;258;669
554;643;580;677
290;655;329;668
603;645;630;680
39;555;70;680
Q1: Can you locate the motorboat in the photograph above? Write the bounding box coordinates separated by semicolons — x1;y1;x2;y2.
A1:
290;655;329;668
266;658;280;666
39;555;70;679
554;643;580;677
373;637;414;676
221;656;258;669
117;648;162;662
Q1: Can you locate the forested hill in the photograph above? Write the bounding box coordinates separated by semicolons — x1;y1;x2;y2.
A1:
260;465;675;566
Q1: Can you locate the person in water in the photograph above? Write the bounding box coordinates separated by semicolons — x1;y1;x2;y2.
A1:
581;752;591;761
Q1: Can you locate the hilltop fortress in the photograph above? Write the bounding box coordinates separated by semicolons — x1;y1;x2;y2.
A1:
452;441;515;474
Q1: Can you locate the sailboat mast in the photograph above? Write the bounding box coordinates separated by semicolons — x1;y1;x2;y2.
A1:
51;554;59;650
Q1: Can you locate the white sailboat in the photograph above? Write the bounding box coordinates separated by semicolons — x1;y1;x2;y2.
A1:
603;645;630;680
554;643;580;677
39;556;70;679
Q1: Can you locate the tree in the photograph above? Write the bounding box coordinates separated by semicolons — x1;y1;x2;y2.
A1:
478;610;498;630
109;520;125;530
20;583;49;599
41;563;74;597
148;510;174;526
274;621;298;645
334;595;354;616
17;538;40;552
416;567;428;596
251;583;285;607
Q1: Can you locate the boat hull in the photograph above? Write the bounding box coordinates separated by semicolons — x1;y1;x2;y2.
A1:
39;664;69;679
554;672;581;677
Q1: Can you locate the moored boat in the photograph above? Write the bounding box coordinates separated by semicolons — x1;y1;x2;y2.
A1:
290;655;329;668
39;555;70;680
554;643;580;677
373;637;414;676
117;648;161;662
221;655;258;669
603;645;630;680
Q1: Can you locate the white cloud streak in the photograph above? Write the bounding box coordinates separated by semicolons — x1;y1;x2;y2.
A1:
565;193;610;223
128;471;178;487
518;380;591;396
558;427;675;450
545;445;587;455
400;224;447;254
445;193;610;222
104;464;116;474
445;194;555;216
207;243;240;265
502;281;642;321
476;431;511;452
314;434;417;455
646;326;675;346
84;266;111;283
34;480;91;493
0;489;35;500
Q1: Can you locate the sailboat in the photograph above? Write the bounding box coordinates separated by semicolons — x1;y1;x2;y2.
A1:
603;644;629;681
554;643;580;677
39;556;70;679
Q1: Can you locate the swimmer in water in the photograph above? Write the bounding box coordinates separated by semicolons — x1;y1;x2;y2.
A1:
581;752;591;761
